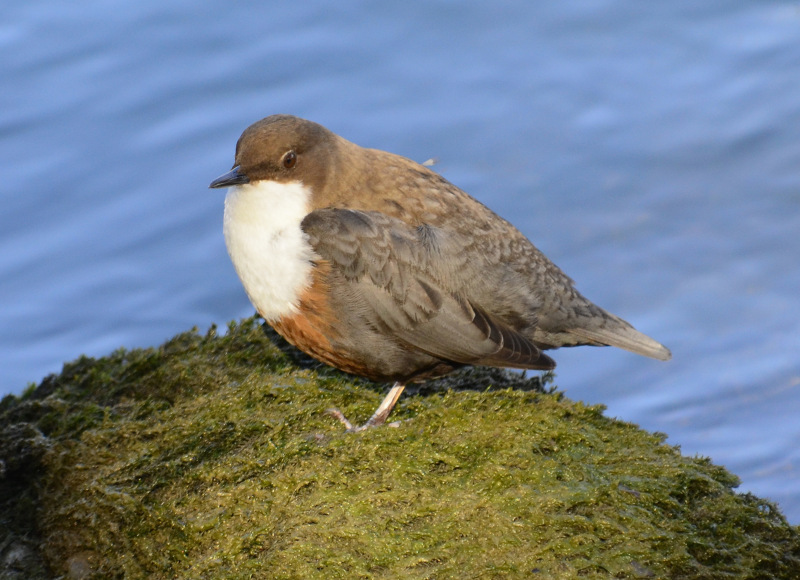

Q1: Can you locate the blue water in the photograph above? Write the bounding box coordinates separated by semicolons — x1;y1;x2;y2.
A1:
2;1;799;521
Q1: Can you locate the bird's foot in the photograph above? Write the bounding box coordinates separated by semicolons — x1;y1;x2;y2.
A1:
326;408;401;432
327;382;407;432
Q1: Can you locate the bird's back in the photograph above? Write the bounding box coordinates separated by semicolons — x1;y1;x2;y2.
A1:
323;142;670;361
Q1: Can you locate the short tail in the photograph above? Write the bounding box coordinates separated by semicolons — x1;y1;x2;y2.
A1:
568;323;672;361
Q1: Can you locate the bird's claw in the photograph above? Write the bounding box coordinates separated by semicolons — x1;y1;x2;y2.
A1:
327;408;401;432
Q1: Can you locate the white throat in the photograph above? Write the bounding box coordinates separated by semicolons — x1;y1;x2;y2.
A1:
223;180;315;321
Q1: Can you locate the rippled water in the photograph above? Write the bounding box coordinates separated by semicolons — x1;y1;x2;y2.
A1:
2;1;799;520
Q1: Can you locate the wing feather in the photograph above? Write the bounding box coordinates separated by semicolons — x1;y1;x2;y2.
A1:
301;208;555;371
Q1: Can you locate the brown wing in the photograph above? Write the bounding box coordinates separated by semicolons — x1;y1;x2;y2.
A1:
301;208;555;371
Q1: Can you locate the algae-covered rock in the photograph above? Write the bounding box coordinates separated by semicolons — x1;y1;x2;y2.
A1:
1;317;798;579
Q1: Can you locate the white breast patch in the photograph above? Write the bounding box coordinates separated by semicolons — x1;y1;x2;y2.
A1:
223;180;315;321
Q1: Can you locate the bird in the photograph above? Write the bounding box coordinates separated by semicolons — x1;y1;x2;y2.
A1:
209;115;671;431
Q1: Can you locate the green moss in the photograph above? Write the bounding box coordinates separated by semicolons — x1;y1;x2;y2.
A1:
1;317;798;579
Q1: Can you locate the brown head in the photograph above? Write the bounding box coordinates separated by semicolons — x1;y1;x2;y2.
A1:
209;115;342;198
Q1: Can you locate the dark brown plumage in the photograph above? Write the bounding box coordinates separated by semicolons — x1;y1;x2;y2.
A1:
210;115;670;430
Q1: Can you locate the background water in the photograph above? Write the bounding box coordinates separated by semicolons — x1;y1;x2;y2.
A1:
2;1;799;521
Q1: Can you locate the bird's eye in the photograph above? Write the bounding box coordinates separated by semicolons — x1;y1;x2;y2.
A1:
282;150;297;169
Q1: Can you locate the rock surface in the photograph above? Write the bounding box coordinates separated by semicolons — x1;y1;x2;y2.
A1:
1;317;798;579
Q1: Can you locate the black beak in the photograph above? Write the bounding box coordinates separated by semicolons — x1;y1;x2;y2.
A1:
209;166;249;188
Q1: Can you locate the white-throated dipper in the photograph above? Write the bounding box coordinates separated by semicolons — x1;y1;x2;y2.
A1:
210;115;671;431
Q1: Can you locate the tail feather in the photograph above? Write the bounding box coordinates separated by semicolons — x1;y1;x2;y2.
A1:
568;324;672;361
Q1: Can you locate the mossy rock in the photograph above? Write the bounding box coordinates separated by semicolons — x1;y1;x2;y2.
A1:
1;317;798;579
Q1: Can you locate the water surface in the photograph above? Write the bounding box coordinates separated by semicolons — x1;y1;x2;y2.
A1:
2;1;799;520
